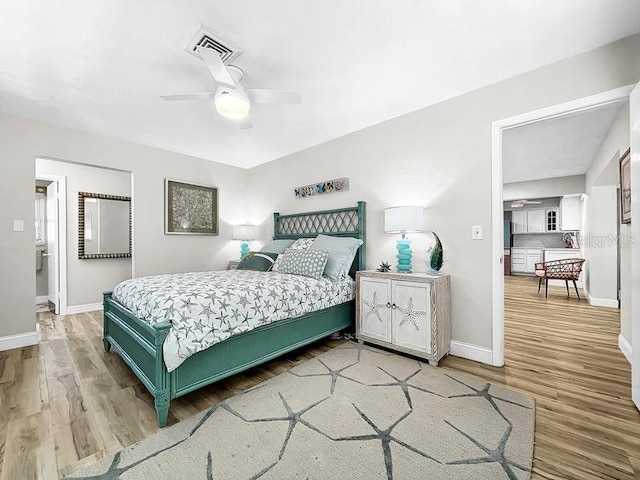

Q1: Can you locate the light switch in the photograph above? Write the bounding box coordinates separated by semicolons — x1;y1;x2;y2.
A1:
13;220;24;232
472;225;482;240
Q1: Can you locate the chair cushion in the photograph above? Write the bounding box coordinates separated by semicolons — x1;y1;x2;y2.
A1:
534;270;546;277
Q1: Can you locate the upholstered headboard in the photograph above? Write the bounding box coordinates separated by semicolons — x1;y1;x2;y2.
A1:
273;201;366;277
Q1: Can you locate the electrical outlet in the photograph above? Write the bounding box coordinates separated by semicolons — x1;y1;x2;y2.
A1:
472;225;482;240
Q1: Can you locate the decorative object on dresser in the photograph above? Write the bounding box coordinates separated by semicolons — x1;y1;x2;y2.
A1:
68;343;534;480
356;270;451;366
232;224;259;259
384;206;424;273
164;179;218;235
294;177;349;198
619;147;631;224
426;231;444;272
377;261;391;272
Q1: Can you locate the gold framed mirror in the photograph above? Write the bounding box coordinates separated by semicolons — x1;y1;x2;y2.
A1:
78;192;132;259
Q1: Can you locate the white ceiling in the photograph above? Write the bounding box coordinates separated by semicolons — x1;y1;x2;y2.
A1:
502;102;624;183
0;1;639;169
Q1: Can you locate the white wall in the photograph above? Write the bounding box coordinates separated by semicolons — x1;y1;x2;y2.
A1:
36;159;132;307
247;34;640;352
0;113;247;338
584;185;619;304
503;175;585;201
585;101;631;343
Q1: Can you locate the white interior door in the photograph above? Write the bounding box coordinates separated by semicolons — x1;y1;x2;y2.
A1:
46;181;59;314
630;82;640;411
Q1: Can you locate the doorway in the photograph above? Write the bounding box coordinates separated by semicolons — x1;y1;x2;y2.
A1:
491;85;634;366
35;173;67;316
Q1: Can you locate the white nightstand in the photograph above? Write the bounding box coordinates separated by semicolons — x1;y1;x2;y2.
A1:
227;260;240;270
356;270;451;366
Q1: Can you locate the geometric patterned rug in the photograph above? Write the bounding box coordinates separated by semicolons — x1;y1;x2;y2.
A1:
67;342;535;480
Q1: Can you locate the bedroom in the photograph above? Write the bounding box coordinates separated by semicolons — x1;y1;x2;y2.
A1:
1;1;640;479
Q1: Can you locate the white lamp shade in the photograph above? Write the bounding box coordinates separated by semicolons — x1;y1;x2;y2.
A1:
232;224;259;240
384;206;424;233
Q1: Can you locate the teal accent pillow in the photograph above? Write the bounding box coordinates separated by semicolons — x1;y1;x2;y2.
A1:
278;249;329;279
260;239;295;254
236;252;278;271
310;234;364;281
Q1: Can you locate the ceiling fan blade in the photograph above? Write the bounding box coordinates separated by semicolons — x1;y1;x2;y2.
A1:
160;93;216;101
246;89;302;104
238;115;253;130
197;47;236;88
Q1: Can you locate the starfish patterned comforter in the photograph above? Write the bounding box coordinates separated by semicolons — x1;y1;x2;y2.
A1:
112;270;355;371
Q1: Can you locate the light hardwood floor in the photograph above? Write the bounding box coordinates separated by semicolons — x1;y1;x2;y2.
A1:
0;275;638;479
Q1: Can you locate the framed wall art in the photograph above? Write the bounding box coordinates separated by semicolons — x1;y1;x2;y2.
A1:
619;148;630;224
165;179;218;235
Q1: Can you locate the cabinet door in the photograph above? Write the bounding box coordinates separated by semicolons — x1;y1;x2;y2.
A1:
510;248;526;273
359;277;391;342
391;281;430;353
512;211;527;234
560;196;580;231
527;209;546;233
546;209;558;232
525;251;542;273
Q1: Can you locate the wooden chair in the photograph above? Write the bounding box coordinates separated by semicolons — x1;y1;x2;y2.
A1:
534;258;585;299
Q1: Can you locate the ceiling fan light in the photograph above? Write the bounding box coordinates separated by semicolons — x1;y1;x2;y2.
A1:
214;92;250;120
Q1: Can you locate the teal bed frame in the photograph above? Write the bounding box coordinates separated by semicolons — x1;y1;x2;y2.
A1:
103;201;366;427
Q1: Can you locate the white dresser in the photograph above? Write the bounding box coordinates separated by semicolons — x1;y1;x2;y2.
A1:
355;271;451;366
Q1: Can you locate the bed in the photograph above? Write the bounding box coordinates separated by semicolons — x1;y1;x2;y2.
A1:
102;201;366;427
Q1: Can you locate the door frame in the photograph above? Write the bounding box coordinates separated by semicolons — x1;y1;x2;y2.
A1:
36;172;68;316
490;85;634;367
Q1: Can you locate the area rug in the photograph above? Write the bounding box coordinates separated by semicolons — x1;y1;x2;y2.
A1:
68;342;535;480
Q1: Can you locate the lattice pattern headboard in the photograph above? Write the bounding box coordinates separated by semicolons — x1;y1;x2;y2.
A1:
273;201;366;276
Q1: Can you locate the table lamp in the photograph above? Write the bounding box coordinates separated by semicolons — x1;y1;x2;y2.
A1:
384;206;424;273
232;225;259;260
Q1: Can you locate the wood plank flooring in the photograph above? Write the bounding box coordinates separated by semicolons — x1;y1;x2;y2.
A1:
0;274;637;478
441;275;640;480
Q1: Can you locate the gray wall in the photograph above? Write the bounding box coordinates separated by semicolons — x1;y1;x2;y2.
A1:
36;159;132;306
246;34;640;350
0;114;247;338
585;101;631;343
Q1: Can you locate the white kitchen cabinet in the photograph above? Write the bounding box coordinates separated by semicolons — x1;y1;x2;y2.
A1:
356;271;451;366
511;248;543;274
512;210;527;234
546;208;559;232
560;196;581;231
526;209;546;233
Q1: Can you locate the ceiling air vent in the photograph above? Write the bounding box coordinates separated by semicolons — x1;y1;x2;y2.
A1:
184;25;242;64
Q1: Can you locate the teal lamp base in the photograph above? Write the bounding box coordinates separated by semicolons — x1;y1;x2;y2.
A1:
395;239;412;273
239;241;250;260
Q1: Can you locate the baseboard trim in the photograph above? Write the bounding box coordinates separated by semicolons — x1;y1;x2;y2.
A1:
66;302;104;315
36;295;48;304
585;290;619;308
0;331;38;351
618;334;632;364
449;340;493;365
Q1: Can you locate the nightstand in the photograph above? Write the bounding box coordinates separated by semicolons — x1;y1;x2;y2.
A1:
227;260;240;270
355;270;451;366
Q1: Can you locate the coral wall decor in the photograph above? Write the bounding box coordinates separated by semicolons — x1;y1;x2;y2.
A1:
294;177;349;198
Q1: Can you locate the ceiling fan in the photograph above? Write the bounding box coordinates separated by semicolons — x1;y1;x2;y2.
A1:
160;47;302;129
510;200;543;208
